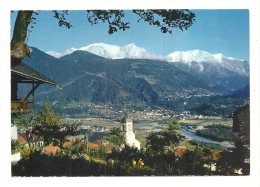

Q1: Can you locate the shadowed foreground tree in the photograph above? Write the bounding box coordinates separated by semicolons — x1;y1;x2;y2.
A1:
163;119;185;148
33;101;80;149
215;139;250;175
145;131;165;155
145;119;185;155
176;146;207;175
11;9;196;67
104;127;126;148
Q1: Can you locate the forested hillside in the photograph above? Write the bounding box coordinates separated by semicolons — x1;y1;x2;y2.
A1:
20;47;249;116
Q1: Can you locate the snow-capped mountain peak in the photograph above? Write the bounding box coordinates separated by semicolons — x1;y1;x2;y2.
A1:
46;47;77;58
167;50;226;64
46;43;166;60
167;49;248;76
79;43;122;59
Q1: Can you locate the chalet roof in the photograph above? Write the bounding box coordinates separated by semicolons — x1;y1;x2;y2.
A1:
18;133;44;144
11;62;57;86
17;134;27;144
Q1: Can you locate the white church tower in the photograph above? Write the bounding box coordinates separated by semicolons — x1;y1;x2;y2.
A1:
120;114;141;150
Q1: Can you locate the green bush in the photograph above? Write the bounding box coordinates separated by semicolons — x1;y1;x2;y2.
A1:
11;139;20;154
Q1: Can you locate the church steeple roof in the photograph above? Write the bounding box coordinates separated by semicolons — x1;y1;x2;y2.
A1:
120;113;132;123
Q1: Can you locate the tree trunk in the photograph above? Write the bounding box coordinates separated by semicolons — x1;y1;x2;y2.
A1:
11;11;33;67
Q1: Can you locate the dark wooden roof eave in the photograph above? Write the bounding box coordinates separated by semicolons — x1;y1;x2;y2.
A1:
11;62;58;86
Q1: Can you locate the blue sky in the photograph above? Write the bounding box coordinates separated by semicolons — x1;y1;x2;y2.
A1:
10;9;249;61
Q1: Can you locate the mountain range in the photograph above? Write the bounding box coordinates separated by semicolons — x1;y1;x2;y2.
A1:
20;44;249;115
47;43;248;73
46;43;249;93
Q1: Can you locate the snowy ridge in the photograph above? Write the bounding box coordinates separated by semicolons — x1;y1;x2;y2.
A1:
46;47;77;58
167;50;225;64
46;43;166;60
46;43;245;63
46;43;248;76
167;50;248;76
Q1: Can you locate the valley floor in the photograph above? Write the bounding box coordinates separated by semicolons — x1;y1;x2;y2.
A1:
64;117;234;149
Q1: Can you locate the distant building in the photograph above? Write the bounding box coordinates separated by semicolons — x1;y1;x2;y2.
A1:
120;114;141;150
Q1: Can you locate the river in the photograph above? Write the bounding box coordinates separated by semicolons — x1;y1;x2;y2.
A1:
137;123;235;148
180;128;235;148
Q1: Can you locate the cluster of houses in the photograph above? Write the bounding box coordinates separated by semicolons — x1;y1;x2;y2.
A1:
11;116;140;159
10;61;250;174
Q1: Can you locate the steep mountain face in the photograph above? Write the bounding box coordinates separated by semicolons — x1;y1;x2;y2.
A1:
22;48;215;111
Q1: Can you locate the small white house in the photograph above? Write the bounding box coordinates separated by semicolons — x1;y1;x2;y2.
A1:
11;124;20;164
120;115;141;150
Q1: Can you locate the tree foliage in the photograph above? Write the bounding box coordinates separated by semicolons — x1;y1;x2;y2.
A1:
14;100;80;153
163;119;185;147
86;10;130;34
109;127;121;136
132;9;195;33
104;127;126;147
32;100;63;146
215;139;250;175
145;119;185;154
52;10;72;29
188;139;224;150
107;144;141;164
145;132;164;154
196;124;235;141
12;135;249;176
11;139;20;154
177;146;208;175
